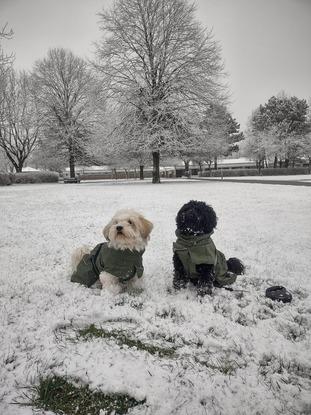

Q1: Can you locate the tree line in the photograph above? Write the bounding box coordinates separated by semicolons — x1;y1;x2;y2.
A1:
1;0;310;182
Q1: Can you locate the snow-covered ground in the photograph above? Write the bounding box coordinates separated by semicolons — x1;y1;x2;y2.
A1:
0;179;311;415
199;174;311;183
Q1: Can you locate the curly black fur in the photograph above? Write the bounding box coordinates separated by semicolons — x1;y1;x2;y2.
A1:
173;252;188;290
173;200;245;295
227;257;245;275
176;200;217;235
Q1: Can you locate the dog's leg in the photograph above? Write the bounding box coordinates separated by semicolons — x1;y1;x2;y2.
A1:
127;275;144;291
100;272;123;295
173;252;189;290
196;264;215;296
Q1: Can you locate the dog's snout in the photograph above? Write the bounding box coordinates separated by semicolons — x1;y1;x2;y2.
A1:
116;225;123;232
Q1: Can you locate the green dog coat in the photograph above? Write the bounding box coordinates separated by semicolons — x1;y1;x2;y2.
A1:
71;242;144;287
173;231;237;286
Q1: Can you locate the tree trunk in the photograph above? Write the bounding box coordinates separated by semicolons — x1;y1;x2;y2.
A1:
69;152;75;178
198;162;203;176
16;161;23;173
139;165;144;180
4;151;21;173
258;159;263;174
152;151;160;183
284;158;289;168
308;157;311;174
273;155;278;168
279;159;283;168
214;156;218;170
184;160;190;177
208;160;212;176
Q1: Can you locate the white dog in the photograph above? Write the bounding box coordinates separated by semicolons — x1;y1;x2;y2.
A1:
71;209;153;294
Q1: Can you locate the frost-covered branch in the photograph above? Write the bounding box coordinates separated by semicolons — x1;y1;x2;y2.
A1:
94;0;227;182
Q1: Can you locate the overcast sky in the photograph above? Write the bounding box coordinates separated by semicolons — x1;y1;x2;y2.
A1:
1;0;310;130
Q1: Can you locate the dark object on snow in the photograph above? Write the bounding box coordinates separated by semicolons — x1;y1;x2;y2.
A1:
265;286;292;303
172;200;245;296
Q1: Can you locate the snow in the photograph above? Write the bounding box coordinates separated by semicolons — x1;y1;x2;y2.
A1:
217;157;255;165
0;179;311;415
202;174;311;183
21;166;41;172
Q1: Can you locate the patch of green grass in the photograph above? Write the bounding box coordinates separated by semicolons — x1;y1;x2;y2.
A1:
194;357;242;375
78;324;176;358
20;375;145;415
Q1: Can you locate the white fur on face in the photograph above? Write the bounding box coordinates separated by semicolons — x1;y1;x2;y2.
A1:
103;209;153;251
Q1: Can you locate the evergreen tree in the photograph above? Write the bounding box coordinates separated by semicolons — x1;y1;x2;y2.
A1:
250;95;310;167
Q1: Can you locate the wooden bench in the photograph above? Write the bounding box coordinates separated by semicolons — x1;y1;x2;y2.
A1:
63;176;81;184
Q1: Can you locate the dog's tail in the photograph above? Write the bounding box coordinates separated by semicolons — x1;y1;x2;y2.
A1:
227;257;245;275
71;245;91;272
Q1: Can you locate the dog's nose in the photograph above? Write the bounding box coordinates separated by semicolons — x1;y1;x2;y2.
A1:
116;225;123;232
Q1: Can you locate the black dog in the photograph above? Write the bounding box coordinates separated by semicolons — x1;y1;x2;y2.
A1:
173;200;245;296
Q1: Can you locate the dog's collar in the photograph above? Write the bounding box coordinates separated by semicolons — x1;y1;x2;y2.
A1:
175;230;213;247
175;230;213;238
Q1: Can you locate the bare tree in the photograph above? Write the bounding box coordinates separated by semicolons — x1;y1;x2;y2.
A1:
33;48;97;178
117;119;152;180
93;105;150;178
0;23;14;151
94;0;226;183
0;147;12;172
0;70;42;172
0;23;14;72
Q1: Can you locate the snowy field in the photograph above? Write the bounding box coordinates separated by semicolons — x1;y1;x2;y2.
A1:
1;179;311;415
201;174;311;183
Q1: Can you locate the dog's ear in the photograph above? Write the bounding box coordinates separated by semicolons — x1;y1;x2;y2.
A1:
103;221;111;240
138;216;153;239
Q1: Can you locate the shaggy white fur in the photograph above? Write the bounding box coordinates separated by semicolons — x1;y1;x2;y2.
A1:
103;209;153;251
71;209;153;294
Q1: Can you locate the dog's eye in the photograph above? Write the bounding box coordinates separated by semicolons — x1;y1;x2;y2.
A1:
128;220;132;225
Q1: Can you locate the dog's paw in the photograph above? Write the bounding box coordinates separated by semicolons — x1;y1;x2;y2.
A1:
197;282;213;297
173;280;187;291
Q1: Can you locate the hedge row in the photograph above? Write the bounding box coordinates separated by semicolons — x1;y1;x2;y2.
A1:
0;172;14;186
14;171;59;184
1;171;59;185
199;167;310;177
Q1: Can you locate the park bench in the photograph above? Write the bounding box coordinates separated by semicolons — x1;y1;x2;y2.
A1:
63;176;81;184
